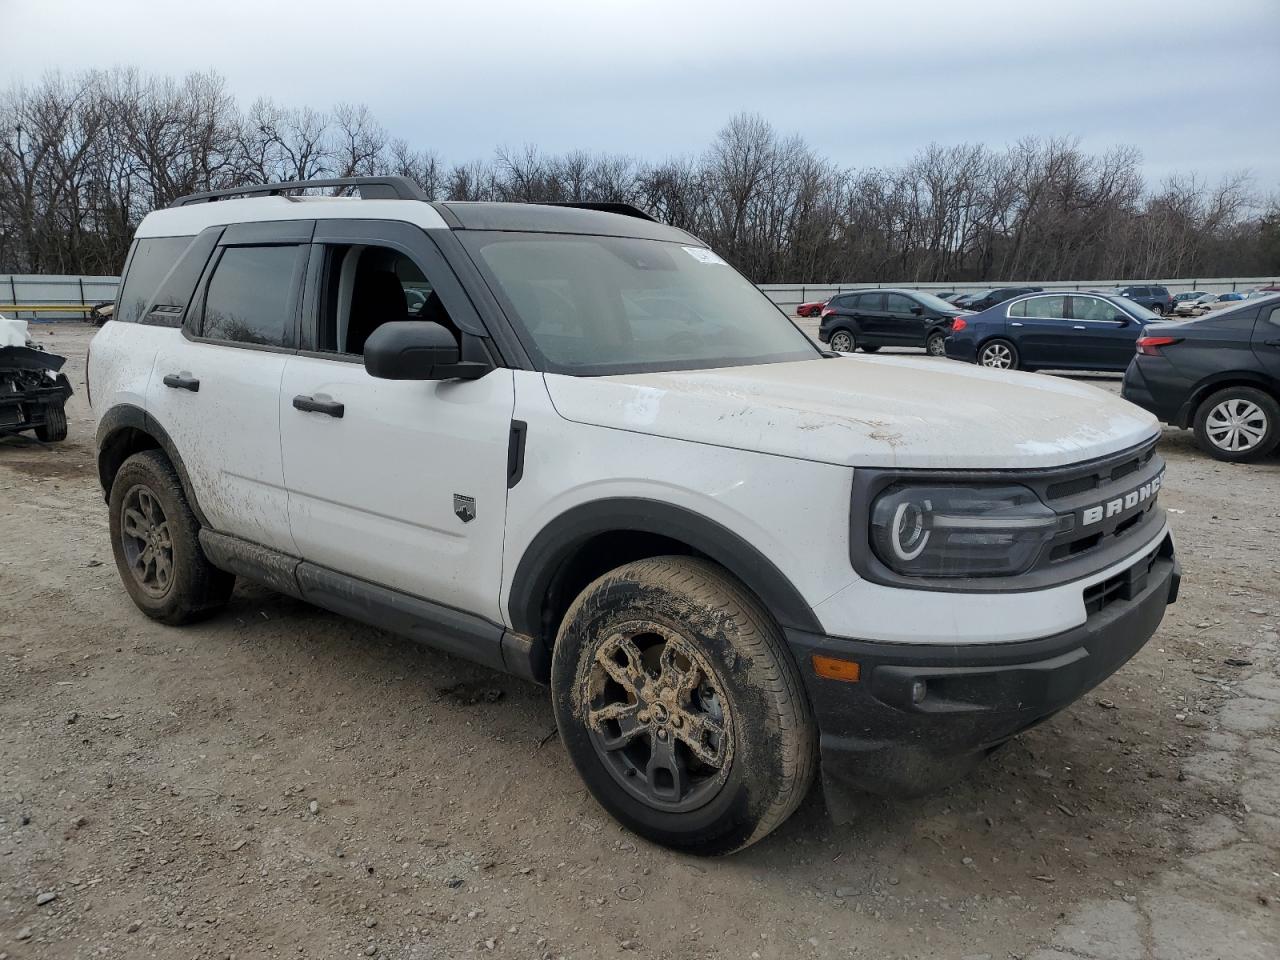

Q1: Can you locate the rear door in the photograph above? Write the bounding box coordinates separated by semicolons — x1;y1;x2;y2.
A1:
1007;295;1068;366
1255;302;1280;379
147;221;311;554
854;292;889;343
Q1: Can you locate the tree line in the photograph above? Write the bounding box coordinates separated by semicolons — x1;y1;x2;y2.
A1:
2;68;1277;283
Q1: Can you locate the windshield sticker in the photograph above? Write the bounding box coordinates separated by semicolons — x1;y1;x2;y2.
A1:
682;246;728;266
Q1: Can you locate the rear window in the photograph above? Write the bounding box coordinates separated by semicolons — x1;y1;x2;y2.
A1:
115;236;195;323
200;245;305;348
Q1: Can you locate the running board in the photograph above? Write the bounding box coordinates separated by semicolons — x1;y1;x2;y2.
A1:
197;530;547;682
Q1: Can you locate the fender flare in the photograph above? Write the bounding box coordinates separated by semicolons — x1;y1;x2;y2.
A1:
95;404;209;527
507;498;823;642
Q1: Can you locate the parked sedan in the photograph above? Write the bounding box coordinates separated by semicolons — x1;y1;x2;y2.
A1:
945;291;1165;372
1174;292;1218;316
1123;295;1280;461
818;288;970;355
796;299;827;317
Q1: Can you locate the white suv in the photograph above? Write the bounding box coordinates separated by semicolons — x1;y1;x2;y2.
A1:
90;177;1179;854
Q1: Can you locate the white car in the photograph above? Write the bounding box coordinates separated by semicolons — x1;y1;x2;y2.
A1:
1174;292;1218;315
89;177;1179;854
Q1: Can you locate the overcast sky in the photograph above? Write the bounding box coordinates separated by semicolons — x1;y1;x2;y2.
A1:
4;0;1278;193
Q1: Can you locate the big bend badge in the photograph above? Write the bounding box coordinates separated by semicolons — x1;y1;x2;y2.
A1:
453;494;477;523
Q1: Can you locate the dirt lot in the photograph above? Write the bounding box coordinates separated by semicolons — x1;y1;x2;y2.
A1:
2;323;1278;960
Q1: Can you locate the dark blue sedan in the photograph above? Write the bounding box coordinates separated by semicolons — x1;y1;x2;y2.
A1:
944;292;1166;372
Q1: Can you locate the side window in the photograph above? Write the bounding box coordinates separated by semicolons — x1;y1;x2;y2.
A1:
1009;299;1026;318
1067;296;1110;321
884;293;915;314
314;244;459;356
202;245;304;348
1025;296;1066;319
1268;305;1280;329
859;292;886;311
115;236;195;323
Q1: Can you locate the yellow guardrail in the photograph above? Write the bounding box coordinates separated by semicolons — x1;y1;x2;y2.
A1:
0;303;96;313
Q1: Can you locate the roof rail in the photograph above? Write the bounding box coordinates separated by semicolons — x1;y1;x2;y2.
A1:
545;201;657;223
169;175;429;207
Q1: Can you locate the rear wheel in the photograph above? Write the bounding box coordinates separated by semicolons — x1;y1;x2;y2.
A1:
926;332;947;357
1193;387;1280;462
979;338;1019;370
829;329;855;353
1151;303;1165;316
34;404;67;442
109;450;234;623
551;557;816;855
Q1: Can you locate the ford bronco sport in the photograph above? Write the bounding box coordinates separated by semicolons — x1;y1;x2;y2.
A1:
90;176;1179;854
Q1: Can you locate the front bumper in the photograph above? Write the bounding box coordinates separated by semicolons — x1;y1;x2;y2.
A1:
786;534;1178;819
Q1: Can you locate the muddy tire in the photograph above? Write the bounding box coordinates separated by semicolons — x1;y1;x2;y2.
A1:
108;450;234;624
35;404;67;442
551;556;816;855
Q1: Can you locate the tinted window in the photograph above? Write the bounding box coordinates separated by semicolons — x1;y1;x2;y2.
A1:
1008;299;1027;318
884;293;915;314
1269;305;1280;329
115;236;195;323
859;292;886;311
202;245;303;347
1025;296;1066;319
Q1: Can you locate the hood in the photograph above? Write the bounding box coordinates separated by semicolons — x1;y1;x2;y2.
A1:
544;355;1159;470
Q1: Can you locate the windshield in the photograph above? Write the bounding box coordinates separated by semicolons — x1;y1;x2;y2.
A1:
462;232;820;375
911;291;964;313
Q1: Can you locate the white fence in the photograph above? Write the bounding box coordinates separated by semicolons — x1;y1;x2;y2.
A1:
1;275;120;319
4;272;1278;321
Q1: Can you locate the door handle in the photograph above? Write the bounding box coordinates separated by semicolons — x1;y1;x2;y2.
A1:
1010;322;1023;327
1265;339;1280;347
292;395;344;418
163;374;199;392
1073;325;1086;330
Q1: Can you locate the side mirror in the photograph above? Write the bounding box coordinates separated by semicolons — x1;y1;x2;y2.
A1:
363;321;488;381
910;305;924;315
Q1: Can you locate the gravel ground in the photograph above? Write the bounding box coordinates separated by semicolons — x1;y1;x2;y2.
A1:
1;323;1278;960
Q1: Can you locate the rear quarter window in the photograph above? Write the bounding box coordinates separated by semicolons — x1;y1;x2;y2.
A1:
114;236;195;323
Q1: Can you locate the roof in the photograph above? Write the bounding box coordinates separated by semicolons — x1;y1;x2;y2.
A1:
141;176;698;243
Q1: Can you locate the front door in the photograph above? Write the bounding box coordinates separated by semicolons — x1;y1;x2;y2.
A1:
1065;295;1140;369
883;292;927;346
278;220;514;623
1008;294;1069;366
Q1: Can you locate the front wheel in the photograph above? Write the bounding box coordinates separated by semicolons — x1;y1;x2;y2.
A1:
35;404;67;442
1150;303;1165;316
1193;387;1280;462
828;329;855;353
926;332;947;357
979;338;1019;370
551;557;816;855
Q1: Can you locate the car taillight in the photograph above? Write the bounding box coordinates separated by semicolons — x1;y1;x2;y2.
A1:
951;317;968;332
1136;336;1181;356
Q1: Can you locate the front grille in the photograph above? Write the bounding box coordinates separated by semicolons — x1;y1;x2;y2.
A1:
1082;536;1167;616
1032;438;1164;570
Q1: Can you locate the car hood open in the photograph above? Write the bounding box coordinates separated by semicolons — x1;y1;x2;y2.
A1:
544;354;1159;469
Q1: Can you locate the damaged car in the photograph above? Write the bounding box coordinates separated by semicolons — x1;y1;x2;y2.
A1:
1;313;72;442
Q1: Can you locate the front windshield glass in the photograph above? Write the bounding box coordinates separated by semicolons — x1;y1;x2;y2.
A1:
461;232;820;375
911;291;964;312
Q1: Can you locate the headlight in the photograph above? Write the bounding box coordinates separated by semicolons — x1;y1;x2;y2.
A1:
869;483;1065;578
